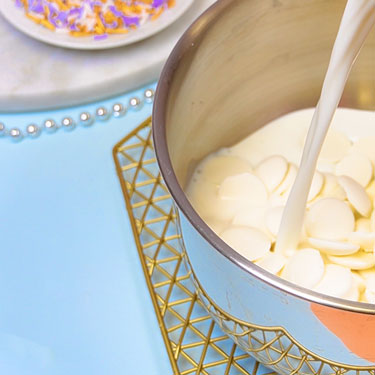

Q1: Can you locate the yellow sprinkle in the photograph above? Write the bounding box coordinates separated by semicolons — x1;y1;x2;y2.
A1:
41;19;55;31
69;31;90;37
106;28;129;34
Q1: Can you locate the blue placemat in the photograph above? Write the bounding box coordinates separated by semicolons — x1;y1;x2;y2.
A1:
0;82;173;375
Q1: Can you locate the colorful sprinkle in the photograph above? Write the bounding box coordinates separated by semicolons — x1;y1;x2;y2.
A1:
15;0;176;39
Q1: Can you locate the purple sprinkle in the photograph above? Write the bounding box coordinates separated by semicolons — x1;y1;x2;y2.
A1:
57;11;68;23
152;0;165;7
90;1;102;7
48;3;56;14
29;0;43;13
108;5;122;17
122;16;140;27
68;7;83;19
94;34;108;40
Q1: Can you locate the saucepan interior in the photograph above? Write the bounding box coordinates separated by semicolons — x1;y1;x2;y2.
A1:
153;0;375;313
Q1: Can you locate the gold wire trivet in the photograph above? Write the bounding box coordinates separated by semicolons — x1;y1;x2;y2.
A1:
113;117;276;375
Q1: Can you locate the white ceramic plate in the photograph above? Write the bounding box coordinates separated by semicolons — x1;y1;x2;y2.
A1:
0;0;195;50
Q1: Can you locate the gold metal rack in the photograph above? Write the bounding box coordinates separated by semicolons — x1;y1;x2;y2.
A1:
113;118;275;375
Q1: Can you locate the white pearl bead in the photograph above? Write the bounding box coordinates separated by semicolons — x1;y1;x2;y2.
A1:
144;89;154;103
9;128;23;141
44;119;58;133
112;103;126;117
129;97;142;111
61;117;75;131
26;124;40;137
96;107;110;121
79;112;93;126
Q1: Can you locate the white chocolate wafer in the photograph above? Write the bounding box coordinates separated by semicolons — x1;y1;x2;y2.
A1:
319;130;351;163
308;172;324;202
255;252;287;275
265;206;284;237
219;173;268;206
255;155;288;192
314;264;353;298
221;226;271;261
307;237;359;256
281;249;324;289
233;207;267;232
306;198;355;240
336;153;373;187
274;164;297;195
338;176;372;217
328;252;375;270
344;282;360;301
347;231;375;252
320;173;346;200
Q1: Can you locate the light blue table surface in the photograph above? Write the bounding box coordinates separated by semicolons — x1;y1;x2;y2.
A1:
0;82;173;375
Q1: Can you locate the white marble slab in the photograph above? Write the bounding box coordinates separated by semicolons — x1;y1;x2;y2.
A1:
0;0;216;112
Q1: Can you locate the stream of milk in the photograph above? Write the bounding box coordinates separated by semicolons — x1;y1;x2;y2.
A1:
275;0;375;253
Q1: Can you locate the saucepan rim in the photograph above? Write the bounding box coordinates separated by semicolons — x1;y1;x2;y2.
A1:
152;0;375;314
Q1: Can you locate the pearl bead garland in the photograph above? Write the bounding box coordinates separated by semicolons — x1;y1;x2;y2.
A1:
3;88;154;143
